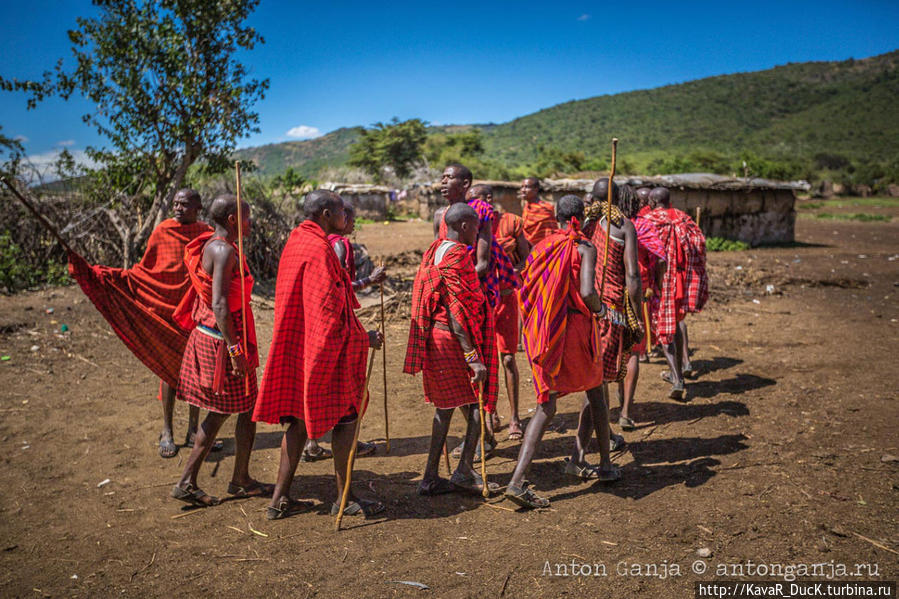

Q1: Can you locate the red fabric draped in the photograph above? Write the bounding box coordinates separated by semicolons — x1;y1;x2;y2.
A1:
253;221;369;439
520;226;604;403
641;207;689;344
494;212;524;266
521;200;558;245
404;239;498;411
67;218;211;388
591;221;629;381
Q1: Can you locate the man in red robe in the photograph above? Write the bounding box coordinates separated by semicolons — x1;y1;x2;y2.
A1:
253;190;384;520
404;203;500;497
507;195;621;510
301;198;386;462
641;187;707;397
67;188;218;459
170;195;271;507
520;177;558;246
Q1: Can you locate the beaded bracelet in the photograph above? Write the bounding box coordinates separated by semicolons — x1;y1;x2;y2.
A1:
463;349;479;364
227;343;242;358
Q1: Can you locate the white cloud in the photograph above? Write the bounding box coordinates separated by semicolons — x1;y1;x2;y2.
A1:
577;13;591;21
285;125;322;139
23;149;98;181
14;135;29;143
57;139;76;147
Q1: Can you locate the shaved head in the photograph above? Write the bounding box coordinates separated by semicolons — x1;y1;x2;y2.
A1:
636;187;651;204
467;183;493;200
304;189;343;219
649;186;670;208
523;177;540;191
592;177;619;206
445;163;473;184
175;188;201;207
209;194;245;228
445;202;478;230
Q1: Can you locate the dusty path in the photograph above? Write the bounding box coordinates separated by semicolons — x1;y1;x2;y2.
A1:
0;216;896;597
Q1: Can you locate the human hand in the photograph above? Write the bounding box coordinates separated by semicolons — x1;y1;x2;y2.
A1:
469;360;487;384
367;330;384;349
230;353;248;378
369;267;387;285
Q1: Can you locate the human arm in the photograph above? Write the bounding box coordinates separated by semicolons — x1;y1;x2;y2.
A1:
433;207;446;240
353;266;386;290
448;310;487;383
514;232;531;270
622;220;643;315
474;222;491;279
208;242;247;377
576;241;605;315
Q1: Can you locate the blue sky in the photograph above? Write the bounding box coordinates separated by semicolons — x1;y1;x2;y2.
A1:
2;0;897;168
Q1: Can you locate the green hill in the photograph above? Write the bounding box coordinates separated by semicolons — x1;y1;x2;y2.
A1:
237;51;899;183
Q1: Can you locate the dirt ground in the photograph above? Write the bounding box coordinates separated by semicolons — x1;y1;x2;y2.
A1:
1;212;897;598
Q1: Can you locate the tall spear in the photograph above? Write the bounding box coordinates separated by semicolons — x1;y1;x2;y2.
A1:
378;257;390;453
234;162;250;394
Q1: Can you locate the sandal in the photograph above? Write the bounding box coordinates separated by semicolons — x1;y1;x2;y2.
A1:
474;439;495;463
329;499;386;518
450;471;500;496
507;422;524;442
562;457;602;480
618;416;636;431
355;441;376;457
300;444;332;462
505;483;550;509
610;432;626;452
266;497;314;520
682;363;695;379
227;479;275;498
598;466;622;482
171;483;220;507
669;382;685;401
158;433;179;459
418;477;456;496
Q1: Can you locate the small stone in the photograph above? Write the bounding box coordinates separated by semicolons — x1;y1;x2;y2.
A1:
881;454;898;463
30;345;39;352
697;547;712;558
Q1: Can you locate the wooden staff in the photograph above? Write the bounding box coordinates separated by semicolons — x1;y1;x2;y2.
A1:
442;442;452;475
695;206;702;229
234;162;250;394
597;138;619;298
642;296;652;352
477;382;489;498
335;349;378;531
379;257;390;453
1;177;75;254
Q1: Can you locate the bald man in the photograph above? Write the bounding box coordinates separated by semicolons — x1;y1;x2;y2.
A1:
519;177;558;246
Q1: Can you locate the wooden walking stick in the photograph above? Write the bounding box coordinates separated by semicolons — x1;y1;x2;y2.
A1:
597;138;619;299
378;257;390;453
234;162;251;394
1;177;75;254
642;296;652;352
695;206;702;229
442;442;452;475
335;349;378;531
476;382;489;498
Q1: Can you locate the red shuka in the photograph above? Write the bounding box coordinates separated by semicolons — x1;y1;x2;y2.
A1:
173;232;258;413
404;239;499;412
67;218;211;388
519;226;604;403
253;221;369;439
641;206;708;343
590;219;629;382
494;212;524;266
522;200;558;245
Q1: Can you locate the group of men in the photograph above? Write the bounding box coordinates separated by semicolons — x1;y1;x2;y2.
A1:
68;162;707;517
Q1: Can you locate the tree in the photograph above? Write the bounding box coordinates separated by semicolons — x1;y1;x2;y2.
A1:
0;125;23;179
348;118;427;181
6;0;268;265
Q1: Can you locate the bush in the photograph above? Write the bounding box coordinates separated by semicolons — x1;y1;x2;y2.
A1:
706;237;750;251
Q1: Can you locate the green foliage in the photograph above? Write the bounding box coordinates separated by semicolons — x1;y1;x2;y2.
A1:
271;167;307;193
348;118;427;181
812;212;890;222
706;237;750;251
0;232;70;293
7;0;268;264
0;125;23;179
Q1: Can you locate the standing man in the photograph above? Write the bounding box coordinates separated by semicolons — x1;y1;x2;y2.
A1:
253;190;385;520
519;177;557;246
67;189;220;458
507;195;620;510
170;195;270;506
404;203;500;496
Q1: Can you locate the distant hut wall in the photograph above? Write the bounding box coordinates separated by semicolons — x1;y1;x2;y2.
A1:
666;188;796;245
329;191;389;220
